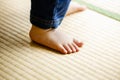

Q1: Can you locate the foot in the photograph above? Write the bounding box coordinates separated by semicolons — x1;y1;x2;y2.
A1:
29;25;83;54
66;1;86;16
29;2;84;54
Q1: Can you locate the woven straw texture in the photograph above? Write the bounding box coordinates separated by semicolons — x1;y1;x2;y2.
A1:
76;0;120;21
0;0;120;80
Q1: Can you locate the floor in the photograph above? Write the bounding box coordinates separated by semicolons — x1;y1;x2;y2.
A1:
0;0;120;80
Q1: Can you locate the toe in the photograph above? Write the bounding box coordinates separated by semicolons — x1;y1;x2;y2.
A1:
73;39;83;47
68;43;76;53
72;43;79;52
58;45;68;54
63;44;72;54
77;5;87;11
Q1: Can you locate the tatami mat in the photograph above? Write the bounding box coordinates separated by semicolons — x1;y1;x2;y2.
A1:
77;0;120;14
0;0;120;80
76;0;120;21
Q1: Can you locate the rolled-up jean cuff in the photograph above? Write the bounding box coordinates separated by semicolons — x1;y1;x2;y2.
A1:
30;15;63;29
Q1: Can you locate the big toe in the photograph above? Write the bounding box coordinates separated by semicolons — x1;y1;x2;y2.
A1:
73;39;83;47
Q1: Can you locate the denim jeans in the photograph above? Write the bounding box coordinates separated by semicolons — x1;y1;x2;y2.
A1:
30;0;71;29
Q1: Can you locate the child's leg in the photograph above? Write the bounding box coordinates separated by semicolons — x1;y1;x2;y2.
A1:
30;0;84;54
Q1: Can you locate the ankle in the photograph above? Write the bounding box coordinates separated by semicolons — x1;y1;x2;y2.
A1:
29;25;53;39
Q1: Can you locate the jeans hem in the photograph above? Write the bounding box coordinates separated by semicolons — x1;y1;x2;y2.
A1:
30;15;63;29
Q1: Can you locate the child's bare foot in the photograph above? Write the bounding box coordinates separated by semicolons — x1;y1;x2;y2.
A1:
29;2;84;54
66;1;86;16
29;25;83;54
